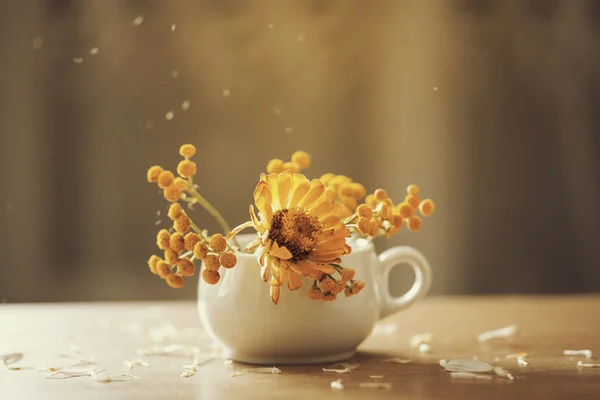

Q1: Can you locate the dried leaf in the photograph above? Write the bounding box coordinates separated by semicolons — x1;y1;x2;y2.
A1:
494;367;515;380
477;325;518;342
440;359;494;373
359;382;392;389
577;361;600;368
564;349;592;359
451;372;493;381
330;379;344;390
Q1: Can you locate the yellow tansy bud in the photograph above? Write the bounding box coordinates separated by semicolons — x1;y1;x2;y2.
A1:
169;233;185;253
368;220;381;237
332;280;346;294
365;194;377;208
179;144;197;158
164;249;179;265
380;203;391;220
178;257;195;277
177;160;197;178
167;273;185;288
419;199;435;217
164;184;183;202
386;224;401;238
156;229;171;250
340;184;354;197
340;195;357;211
266;158;284;174
147;166;163;183
168;203;183;220
194;242;209;259
174;177;189;191
407;215;423;232
202;269;221;285
156;260;172;279
308;287;324;300
405;194;420;210
291;151;311;169
350;182;367;199
184;233;201;252
323;292;337;301
320;173;335;185
157;170;175;189
357;204;373;219
351;280;365;295
374;188;388;201
407;184;420;195
282;161;300;173
344;285;353;297
174;214;190;234
392;214;404;227
329;175;351;187
341;268;356;282
219;252;237;269
320;277;336;292
357;217;371;234
148;255;160;274
397;203;413;219
203;254;220;271
209;234;227;253
324;187;337;202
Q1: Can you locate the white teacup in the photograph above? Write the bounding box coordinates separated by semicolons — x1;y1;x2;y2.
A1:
197;234;432;365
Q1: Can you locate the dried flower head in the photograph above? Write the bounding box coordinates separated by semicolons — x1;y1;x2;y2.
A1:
291;151;311;169
147;166;163;183
174;177;189;191
407;184;419;196
203;254;220;271
332;280;346;294
374;188;388;201
179;144;196;158
307;287;323;300
209;234;227;253
156;229;170;250
202;269;220;285
148;255;160;274
266;159;284;174
164;249;180;265
167;273;184;288
405;194;420;210
357;217;371;235
397;203;413;219
407;215;422;232
193;242;209;259
178;258;195;277
168;203;183;220
169;233;185;253
219;252;237;269
177;160;197;178
320;277;336;292
351;280;365;295
341;268;355;282
164;184;183;202
357;204;372;219
156;260;172;279
157;171;175;189
344;285;353;297
323;292;337;301
184;233;201;252
419;199;435;217
365;194;377;208
174;214;191;234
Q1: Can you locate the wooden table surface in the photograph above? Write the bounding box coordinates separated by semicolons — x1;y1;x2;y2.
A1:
1;296;599;399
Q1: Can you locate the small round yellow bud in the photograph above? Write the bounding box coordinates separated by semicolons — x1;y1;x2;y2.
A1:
291;151;311;169
266;158;284;174
340;195;357;211
320;277;336;292
407;215;422;232
392;214;404;227
397;203;413;219
164;249;179;265
368;220;381;237
419;199;435;217
164;184;183;202
203;254;220;271
405;194;420;210
174;177;189;191
156;229;171;250
380;203;391;220
332;280;346;294
167;273;184;288
282;161;300;173
148;255;160;274
351;280;365;295
407;184;420;195
193;242;209;259
184;233;201;252
168;203;183;220
357;217;371;234
169;232;185;253
156;260;172;279
374;188;388;201
178;257;196;277
147;166;163;183
340;184;354;197
365;194;378;208
202;269;221;285
174;214;190;234
357;204;373;219
324;187;337;202
320;173;335;185
323;292;337;301
341;268;356;282
209;234;227;253
177;160;197;178
329;175;351;187
344;285;353;297
179;144;197;158
157;170;175;189
308;287;324;300
386;224;401;238
219;252;237;269
350;183;367;199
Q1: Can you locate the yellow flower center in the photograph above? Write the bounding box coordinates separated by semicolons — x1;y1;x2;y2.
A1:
268;207;322;261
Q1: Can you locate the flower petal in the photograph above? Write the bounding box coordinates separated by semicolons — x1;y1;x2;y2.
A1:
288;179;311;208
277;172;292;209
270;242;293;260
287;270;303;291
249;205;265;234
298;180;325;209
266;174;280;210
308;197;330;218
270;285;280;305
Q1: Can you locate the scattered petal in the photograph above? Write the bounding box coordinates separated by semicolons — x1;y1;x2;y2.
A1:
180;369;196;378
494;367;515;380
222;89;230;97
372;323;397;334
133;16;144;26
171;24;176;32
8;366;33;370
230;372;244;377
137;344;200;357
440;359;494;373
564;349;592;359
124;359;149;370
182;100;191;111
409;333;432;348
451;372;493;381
1;353;23;366
385;358;412;364
477;324;518;342
165;111;175;121
73;58;83;63
240;366;281;374
370;375;384;379
330;379;344;390
418;343;431;353
323;362;360;374
505;352;528;359
517;357;529;366
90;47;99;55
577;361;600;368
359;382;392;389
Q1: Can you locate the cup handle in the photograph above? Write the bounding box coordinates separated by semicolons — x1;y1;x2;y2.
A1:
376;246;432;319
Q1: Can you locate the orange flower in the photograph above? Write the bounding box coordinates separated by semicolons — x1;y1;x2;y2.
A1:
246;172;351;304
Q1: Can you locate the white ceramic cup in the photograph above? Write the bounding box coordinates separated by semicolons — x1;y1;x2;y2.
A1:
197;234;432;365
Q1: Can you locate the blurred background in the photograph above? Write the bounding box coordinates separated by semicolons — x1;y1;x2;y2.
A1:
1;0;599;303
